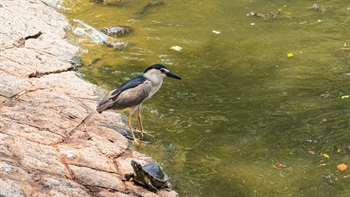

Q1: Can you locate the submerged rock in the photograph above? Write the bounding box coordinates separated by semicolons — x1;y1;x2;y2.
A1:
100;26;134;38
91;0;127;5
103;41;135;50
250;11;291;20
137;0;165;15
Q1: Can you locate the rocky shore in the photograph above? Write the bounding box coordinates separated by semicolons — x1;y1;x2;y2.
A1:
0;0;177;196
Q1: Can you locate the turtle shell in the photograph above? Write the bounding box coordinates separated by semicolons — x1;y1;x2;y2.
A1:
142;164;169;187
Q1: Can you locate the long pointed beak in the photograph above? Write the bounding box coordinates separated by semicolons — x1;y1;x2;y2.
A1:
166;71;182;80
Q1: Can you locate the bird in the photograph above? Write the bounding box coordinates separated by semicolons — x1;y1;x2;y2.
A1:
96;64;182;145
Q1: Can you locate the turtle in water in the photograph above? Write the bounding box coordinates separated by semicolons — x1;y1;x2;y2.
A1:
99;26;134;38
122;160;172;193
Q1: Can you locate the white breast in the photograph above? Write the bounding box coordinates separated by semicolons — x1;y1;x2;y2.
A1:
143;69;165;99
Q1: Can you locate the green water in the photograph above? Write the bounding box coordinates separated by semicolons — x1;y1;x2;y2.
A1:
62;0;350;196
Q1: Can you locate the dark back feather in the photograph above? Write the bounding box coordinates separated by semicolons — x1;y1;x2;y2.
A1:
97;75;147;113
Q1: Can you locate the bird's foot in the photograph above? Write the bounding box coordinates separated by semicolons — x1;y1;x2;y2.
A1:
131;138;150;146
134;129;155;138
133;138;140;146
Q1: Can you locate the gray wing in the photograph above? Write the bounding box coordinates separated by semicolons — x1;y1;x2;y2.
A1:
96;75;151;113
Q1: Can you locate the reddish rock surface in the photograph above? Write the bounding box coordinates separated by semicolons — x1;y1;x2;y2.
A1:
0;0;178;196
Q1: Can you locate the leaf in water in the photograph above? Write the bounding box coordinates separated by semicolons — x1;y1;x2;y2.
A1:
276;162;286;167
307;150;315;155
337;163;348;171
341;95;350;99
321;153;330;159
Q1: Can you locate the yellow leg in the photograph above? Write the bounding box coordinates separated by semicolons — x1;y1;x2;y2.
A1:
136;104;154;138
137;104;145;138
128;106;139;145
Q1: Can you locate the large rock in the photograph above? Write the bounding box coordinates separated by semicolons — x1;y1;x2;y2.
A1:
0;0;177;196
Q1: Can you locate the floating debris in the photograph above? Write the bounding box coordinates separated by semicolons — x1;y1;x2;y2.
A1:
307;150;315;155
341;95;350;99
276;162;286;167
337;163;348;171
170;45;182;51
320;94;331;98
320;152;330;159
305;139;317;143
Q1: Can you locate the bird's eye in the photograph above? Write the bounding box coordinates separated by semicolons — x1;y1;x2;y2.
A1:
160;68;166;73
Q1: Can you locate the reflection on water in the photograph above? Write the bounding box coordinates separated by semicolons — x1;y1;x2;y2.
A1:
62;0;350;196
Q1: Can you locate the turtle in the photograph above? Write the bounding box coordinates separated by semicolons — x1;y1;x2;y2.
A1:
122;160;172;193
99;26;134;38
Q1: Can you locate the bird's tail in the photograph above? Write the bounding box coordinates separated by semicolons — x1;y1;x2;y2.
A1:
96;96;114;113
96;91;118;113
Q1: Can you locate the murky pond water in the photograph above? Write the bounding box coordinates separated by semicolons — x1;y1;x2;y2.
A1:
62;0;350;196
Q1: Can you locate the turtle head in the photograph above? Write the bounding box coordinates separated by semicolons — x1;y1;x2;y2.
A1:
131;160;143;171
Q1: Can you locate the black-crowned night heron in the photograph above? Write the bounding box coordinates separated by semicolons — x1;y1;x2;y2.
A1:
96;64;181;145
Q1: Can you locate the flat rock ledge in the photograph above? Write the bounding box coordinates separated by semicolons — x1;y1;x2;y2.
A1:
0;0;178;196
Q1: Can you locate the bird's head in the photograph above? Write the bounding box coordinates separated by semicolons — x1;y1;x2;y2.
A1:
143;64;182;80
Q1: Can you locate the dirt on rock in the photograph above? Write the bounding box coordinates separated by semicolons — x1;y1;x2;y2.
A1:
0;0;178;196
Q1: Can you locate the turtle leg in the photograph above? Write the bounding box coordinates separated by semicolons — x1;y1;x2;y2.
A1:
128;106;140;145
164;182;172;191
143;176;157;193
122;173;134;181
